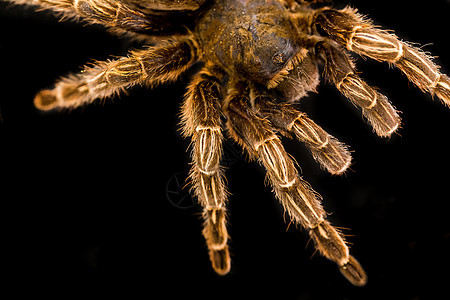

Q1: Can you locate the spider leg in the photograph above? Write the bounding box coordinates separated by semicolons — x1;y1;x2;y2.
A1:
314;6;450;106
181;65;231;275
125;0;209;12
224;82;367;286
252;89;351;175
34;38;198;110
315;40;400;137
6;0;196;36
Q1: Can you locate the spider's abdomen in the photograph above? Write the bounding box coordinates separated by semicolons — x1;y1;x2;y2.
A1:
195;0;301;85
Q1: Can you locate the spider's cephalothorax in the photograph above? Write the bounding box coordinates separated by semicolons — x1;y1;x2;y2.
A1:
5;0;450;286
197;0;322;102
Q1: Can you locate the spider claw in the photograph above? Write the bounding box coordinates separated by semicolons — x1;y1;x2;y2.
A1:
209;246;231;276
34;78;90;111
34;89;58;111
339;255;367;286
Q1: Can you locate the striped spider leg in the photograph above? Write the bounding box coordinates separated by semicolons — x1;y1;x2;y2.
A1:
313;6;450;109
33;38;198;110
252;87;352;175
6;0;205;36
313;39;401;137
181;65;231;275
224;82;367;286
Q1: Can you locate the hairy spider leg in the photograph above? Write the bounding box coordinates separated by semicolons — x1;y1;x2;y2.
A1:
9;0;150;31
314;6;450;107
181;66;231;275
7;0;201;35
315;41;400;137
34;38;198;110
224;83;367;286
252;92;352;175
124;0;209;11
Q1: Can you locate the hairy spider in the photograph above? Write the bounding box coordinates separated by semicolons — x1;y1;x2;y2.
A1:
3;0;449;286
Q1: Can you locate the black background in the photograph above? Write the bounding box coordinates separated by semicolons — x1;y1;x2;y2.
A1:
1;0;449;299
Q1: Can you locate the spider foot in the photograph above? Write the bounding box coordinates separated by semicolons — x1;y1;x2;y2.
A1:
34;89;59;111
337;72;401;138
34;80;89;111
339;255;367;286
291;116;352;174
209;246;231;276
310;220;367;286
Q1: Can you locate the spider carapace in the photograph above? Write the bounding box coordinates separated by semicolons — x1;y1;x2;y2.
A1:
4;0;450;286
198;0;313;98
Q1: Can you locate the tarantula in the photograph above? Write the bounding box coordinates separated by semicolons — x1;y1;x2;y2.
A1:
4;0;449;286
